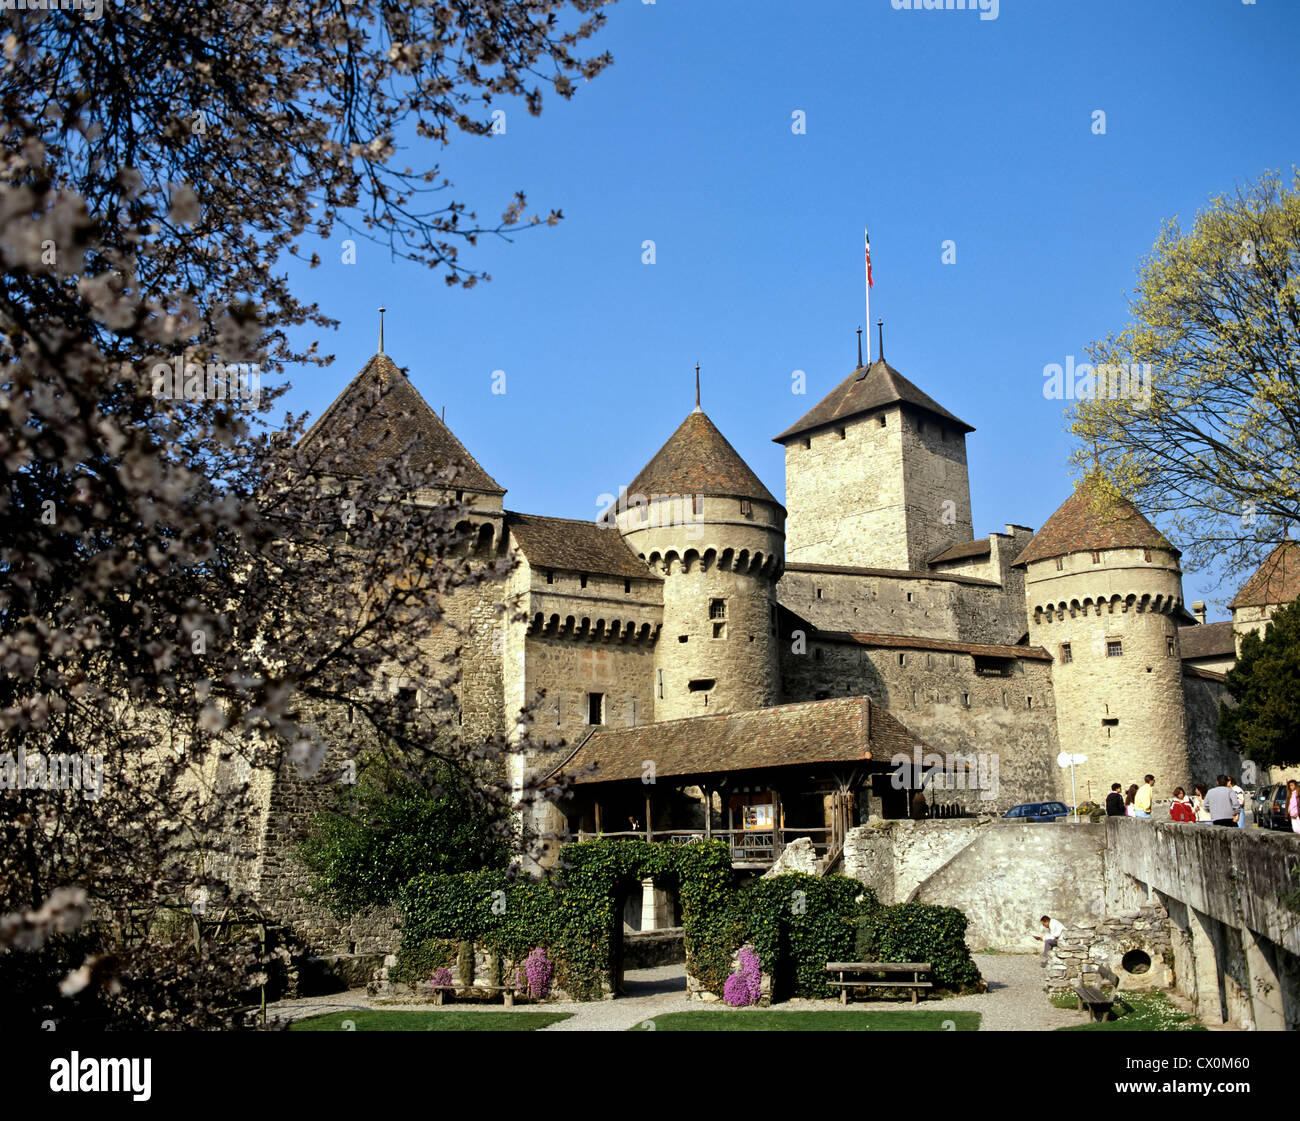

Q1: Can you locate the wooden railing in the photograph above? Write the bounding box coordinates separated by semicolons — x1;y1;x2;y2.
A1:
575;826;834;867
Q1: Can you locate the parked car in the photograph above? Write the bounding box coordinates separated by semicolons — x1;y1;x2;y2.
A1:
1004;801;1071;823
1254;784;1292;832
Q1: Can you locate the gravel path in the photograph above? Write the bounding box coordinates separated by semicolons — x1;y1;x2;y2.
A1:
268;952;1088;1031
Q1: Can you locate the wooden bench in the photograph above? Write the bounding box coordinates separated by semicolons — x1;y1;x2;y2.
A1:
429;983;521;1006
826;962;933;1005
1073;984;1115;1022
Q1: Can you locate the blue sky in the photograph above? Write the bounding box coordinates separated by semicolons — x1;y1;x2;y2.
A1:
281;0;1300;617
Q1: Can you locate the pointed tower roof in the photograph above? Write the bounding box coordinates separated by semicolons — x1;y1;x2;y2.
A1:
1229;540;1300;609
1012;477;1177;567
298;352;504;494
773;357;974;444
628;409;779;506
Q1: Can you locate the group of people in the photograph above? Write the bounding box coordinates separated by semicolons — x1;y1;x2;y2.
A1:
1104;773;1300;830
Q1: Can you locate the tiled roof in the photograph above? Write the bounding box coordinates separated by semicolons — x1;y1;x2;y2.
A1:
929;539;992;565
506;512;656;581
1012;478;1176;566
1177;621;1236;661
773;358;974;443
1230;541;1300;609
556;695;919;786
782;562;999;588
1184;666;1227;684
297;353;505;494
819;631;1054;662
628;410;778;506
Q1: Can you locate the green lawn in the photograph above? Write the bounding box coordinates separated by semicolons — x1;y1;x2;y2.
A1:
289;1010;572;1031
631;1011;981;1031
1059;991;1204;1032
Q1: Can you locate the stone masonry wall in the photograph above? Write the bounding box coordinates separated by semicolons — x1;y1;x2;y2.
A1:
781;638;1060;811
778;567;1024;647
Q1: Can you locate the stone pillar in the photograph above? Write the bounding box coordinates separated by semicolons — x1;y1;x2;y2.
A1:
1243;929;1286;1032
1189;908;1225;1025
640;878;658;932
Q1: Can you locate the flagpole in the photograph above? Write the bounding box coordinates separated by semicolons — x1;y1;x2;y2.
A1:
864;226;871;364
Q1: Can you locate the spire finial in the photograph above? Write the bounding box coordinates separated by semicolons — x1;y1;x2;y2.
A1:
695;363;701;410
857;325;863;368
876;317;884;364
378;306;386;355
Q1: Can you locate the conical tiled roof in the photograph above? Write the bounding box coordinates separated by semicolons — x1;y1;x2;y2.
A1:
1230;541;1300;609
773;358;973;444
1012;478;1177;566
297;353;504;494
628;409;778;506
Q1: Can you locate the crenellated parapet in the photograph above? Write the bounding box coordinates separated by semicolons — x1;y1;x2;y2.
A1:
1030;590;1184;624
527;612;661;644
640;544;784;581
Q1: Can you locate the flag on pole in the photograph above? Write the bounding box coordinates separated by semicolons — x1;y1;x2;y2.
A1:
864;226;874;363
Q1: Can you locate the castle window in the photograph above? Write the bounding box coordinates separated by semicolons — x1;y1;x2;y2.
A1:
1102;718;1119;727
1026;696;1033;709
625;579;632;594
545;569;554;585
587;693;604;725
1107;640;1123;658
1002;691;1008;708
1091;551;1101;564
556;696;563;725
627;698;638;725
1144;549;1152;562
974;656;1013;677
816;587;823;599
906;592;914;602
713;621;727;639
802;437;811;449
688;679;715;693
657;669;664;699
926;653;933;668
580;574;588;589
878;416;886;428
1055;558;1063;571
1166;636;1175;656
898;653;907;666
837;427;846;440
678;635;688;643
814;648;824;661
710;598;726;619
815;691;830;700
1060;643;1072;664
961;693;970;708
740;499;753;517
456;490;463;502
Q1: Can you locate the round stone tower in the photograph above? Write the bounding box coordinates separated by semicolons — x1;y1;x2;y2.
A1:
1015;478;1191;804
613;404;785;721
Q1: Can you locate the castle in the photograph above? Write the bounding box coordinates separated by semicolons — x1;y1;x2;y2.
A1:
321;337;1294;792
250;332;1297;944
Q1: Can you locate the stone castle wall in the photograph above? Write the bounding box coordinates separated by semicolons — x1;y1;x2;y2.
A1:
781;636;1061;811
778;567;1025;647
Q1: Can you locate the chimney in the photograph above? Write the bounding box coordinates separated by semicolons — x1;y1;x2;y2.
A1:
1191;601;1206;626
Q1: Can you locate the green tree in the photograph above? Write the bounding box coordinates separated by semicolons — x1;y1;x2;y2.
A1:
1068;169;1300;588
1218;599;1300;770
299;756;512;917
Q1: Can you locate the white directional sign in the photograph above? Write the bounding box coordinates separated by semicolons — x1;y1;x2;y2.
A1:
1057;752;1088;768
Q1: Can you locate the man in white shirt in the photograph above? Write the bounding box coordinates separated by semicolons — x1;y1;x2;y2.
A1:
1231;778;1248;829
1035;914;1066;966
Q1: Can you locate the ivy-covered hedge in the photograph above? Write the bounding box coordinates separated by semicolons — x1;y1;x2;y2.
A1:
395;839;735;1000
735;874;876;999
855;902;983;991
392;840;981;1002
